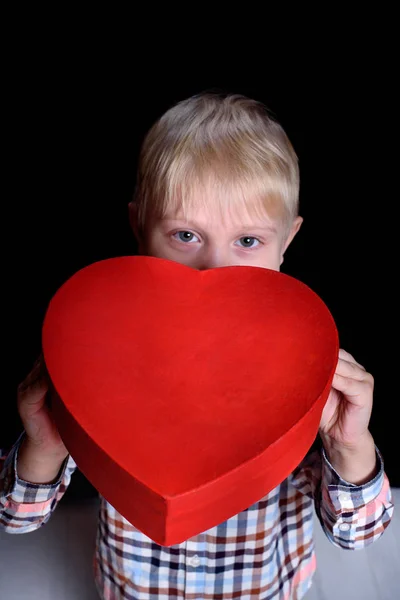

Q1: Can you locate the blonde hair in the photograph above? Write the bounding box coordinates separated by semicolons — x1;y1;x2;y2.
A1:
133;93;300;237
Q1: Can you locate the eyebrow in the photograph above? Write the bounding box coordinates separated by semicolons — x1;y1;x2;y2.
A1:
163;218;278;234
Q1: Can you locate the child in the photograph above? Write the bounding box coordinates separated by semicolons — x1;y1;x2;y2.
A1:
0;93;394;600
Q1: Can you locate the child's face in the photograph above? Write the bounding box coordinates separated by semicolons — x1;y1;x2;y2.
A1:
132;200;302;272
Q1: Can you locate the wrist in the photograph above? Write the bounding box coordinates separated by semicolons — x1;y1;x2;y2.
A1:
321;430;373;454
17;438;68;485
321;431;378;485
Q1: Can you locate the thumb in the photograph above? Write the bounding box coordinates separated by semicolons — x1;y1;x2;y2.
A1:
17;355;50;416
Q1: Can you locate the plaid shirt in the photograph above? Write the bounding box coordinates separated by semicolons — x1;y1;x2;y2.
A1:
0;432;394;600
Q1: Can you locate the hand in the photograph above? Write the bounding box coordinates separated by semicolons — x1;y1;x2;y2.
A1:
17;354;68;463
319;348;374;449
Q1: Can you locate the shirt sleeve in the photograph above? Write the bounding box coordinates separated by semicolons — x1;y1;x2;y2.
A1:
290;443;394;550
317;446;394;549
0;431;77;534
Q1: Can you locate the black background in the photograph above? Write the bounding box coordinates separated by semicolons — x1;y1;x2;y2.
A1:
3;52;399;495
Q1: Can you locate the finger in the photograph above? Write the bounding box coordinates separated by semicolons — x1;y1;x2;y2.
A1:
17;384;48;417
17;358;49;414
18;355;49;394
338;348;366;371
18;357;41;392
332;372;374;404
335;358;373;383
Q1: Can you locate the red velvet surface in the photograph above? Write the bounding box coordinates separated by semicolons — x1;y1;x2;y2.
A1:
42;256;339;546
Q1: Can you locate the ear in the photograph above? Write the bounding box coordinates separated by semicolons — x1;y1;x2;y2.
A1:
128;201;142;242
280;216;303;266
128;201;146;254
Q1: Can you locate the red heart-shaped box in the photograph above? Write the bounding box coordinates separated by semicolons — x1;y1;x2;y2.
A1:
42;256;338;546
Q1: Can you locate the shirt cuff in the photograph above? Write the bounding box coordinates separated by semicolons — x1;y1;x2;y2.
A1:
1;431;70;504
322;445;385;511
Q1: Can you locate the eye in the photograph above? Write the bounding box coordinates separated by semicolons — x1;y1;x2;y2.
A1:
235;236;261;249
173;231;200;243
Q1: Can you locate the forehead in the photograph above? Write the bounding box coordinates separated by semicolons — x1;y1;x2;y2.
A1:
160;180;285;233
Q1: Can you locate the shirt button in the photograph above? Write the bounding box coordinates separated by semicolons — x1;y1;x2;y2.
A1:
339;523;351;532
188;555;201;567
338;493;351;502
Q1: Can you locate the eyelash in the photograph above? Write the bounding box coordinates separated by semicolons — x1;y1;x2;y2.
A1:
172;231;262;249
